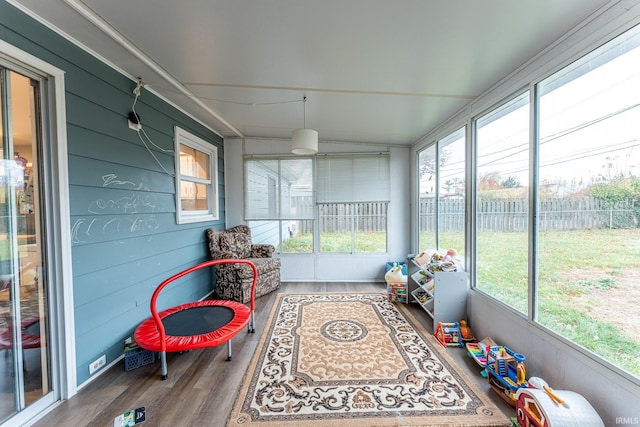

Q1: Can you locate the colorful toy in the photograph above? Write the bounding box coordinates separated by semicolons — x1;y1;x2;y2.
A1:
527;377;565;406
413;251;431;266
459;319;475;341
387;282;408;303
466;337;497;377
434;322;463;347
443;248;458;262
514;384;604;426
424;248;458;272
385;263;408;303
485;346;528;406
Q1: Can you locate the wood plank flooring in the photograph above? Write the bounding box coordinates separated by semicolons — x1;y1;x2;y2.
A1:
32;282;514;426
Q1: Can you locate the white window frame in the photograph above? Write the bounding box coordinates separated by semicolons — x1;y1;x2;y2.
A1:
174;126;218;223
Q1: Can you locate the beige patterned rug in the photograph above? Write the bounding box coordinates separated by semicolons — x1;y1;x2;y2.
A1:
227;293;511;427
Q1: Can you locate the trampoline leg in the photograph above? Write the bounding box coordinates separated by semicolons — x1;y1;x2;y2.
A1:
160;352;168;380
248;310;255;333
227;340;232;361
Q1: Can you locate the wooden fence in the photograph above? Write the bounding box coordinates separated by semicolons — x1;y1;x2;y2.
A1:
318;202;388;232
292;197;637;234
420;196;638;232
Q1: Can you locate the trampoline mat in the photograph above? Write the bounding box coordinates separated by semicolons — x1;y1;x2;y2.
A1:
161;306;235;336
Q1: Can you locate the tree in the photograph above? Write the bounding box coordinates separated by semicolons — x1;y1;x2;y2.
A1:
501;176;521;188
478;172;502;192
589;176;640;228
419;149;449;182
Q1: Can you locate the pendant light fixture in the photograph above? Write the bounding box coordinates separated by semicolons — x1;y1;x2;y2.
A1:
291;96;318;155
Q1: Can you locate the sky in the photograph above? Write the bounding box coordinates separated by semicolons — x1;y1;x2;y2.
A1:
421;26;640;197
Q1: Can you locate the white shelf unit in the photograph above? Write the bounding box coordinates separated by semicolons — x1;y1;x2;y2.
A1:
407;257;469;329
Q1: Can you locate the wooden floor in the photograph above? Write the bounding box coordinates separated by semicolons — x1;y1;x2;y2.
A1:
33;282;514;426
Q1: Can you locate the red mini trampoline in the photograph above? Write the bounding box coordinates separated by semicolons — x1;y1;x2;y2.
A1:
134;259;257;380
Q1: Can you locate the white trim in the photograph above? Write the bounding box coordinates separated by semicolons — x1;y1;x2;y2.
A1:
174;126;219;223
51;68;76;399
0;38;76;401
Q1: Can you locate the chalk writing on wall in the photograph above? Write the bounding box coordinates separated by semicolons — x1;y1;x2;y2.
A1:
101;173;148;190
71;174;165;243
88;194;162;215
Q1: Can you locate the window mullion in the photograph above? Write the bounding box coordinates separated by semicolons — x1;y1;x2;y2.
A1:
529;84;540;323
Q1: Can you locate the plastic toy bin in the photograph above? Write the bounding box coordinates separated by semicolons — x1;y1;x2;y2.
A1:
387;282;408;303
124;345;155;371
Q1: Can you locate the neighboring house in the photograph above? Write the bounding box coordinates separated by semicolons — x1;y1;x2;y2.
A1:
0;2;639;427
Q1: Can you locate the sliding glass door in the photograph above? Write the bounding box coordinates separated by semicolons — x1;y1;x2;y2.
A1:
0;67;51;421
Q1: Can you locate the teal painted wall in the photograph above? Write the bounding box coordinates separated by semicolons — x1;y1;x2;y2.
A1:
1;3;225;385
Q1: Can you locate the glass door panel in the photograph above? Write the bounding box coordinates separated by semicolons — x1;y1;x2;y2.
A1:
0;69;50;421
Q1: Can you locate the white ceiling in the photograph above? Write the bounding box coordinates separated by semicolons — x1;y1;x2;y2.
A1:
12;0;611;146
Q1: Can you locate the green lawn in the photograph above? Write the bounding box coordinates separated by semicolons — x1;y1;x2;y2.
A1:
472;228;640;378
282;232;387;253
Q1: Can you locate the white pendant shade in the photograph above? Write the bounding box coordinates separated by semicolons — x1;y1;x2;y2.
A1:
291;128;318;155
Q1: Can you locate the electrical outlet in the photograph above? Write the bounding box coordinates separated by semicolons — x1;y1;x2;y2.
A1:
89;354;106;375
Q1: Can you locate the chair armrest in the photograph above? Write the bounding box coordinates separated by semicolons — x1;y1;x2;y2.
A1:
251;244;275;258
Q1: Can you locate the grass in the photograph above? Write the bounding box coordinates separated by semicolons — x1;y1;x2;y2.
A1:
471;228;640;378
280;228;640;377
281;233;313;252
576;277;616;290
282;232;387;253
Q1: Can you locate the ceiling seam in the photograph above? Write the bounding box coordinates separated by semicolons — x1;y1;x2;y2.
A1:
183;82;478;100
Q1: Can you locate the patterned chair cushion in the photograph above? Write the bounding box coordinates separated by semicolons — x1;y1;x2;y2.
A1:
219;232;252;259
233;257;281;279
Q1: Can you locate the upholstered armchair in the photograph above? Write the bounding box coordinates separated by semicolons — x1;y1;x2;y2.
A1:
206;225;281;303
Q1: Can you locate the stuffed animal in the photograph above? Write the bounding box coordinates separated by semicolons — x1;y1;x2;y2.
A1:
385;265;407;283
443;248;458;262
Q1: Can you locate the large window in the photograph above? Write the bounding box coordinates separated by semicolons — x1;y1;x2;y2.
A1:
174;127;218;223
245;158;314;253
468;23;640;379
418;145;436;251
417;128;466;259
438;128;466;257
536;25;640;377
475;93;530;314
317;154;390;253
245;154;389;254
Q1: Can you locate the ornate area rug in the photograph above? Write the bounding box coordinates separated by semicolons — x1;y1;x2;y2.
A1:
227;293;511;427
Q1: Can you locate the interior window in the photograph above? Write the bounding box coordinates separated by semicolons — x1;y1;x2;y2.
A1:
317;154;390;253
174;127;218;223
245;158;314;253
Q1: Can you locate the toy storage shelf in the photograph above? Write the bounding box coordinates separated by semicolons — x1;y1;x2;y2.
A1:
407;257;469;329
